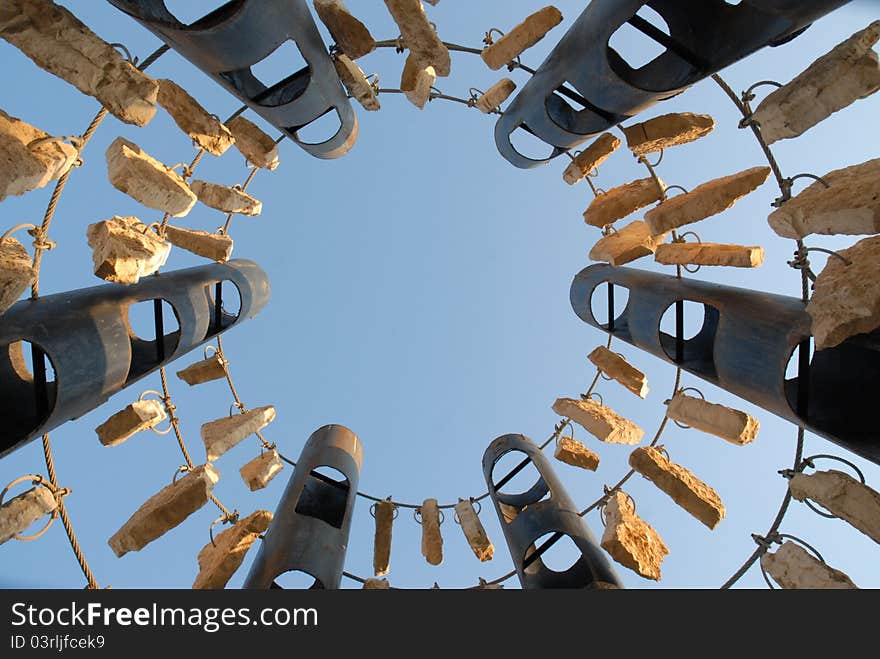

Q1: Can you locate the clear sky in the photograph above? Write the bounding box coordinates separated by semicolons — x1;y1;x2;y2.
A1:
1;0;878;590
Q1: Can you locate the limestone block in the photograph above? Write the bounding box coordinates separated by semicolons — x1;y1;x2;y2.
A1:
481;7;563;71
86;215;170;285
400;54;436;110
0;109;78;202
476;578;504;590
383;0;450;76
666;393;759;446
768;159;880;239
622;113;715;156
789;470;880;544
476;78;516;113
583;178;663;228
200;406;276;462
193;510;272;589
629;447;725;529
163;225;233;262
176;355;227;386
552;397;644;445
554;436;600;472
373;499;395;577
239;450;284;492
588;220;667;267
654;243;765;268
0;237;36;314
0;485;57;545
108;463;220;557
314;0;376;59
363;578;390;589
227;116;280;170
753;21;880;145
0;0;158;126
454;499;494;562
420;498;443;566
563;133;621;185
334;54;380;111
190;180;262;216
644;166;771;235
807;235;880;349
600;491;669;581
761;541;857;589
95;399;167;447
588;346;648;398
157;80;234;156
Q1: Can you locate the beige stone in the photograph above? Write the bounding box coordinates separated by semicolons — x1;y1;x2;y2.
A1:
807;235;880;349
193;510;272;589
666;393;759;446
768;159;880;239
761;541;857;589
383;0;450;76
190;180;262;216
600;491;669;581
86;216;170;285
563;133;621;185
476;78;516;113
314;0;376;59
363;578;390;589
644;166;771;235
334;54;380;111
400;54;436;110
481;6;563;71
589;220;667;267
227;116;280;170
163;225;233;262
0;485;57;545
588;346;648;398
753;21;880;145
239;450;284;492
622;113;715;156
0;0;157;126
629;447;725;529
554;436;600;471
95;399;167;447
176;355;227;386
476;578;504;590
373;499;395;577
157;80;234;156
454;499;494;562
0;237;36;314
654;243;765;268
790;470;880;544
108;463;220;557
583;178;663;228
200;406;276;462
420;498;443;566
552;397;643;445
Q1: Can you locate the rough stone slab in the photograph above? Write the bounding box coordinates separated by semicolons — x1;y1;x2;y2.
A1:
108;463;220;557
654;242;765;268
554;436;600;471
201;406;276;462
753;21;880;145
790;470;880;544
190;180;262;216
588;346;649;398
363;578;390;589
589;220;667;267
0;0;158;126
163;225;233;262
476;78;516;113
0;237;36;315
768;158;880;239
644;166;771;235
157;79;234;156
807;235;880;349
0;485;57;545
666;393;759;446
86;215;170;285
0;108;78;202
454;499;494;562
334;54;380;111
227;116;280;170
420;498;443;566
552;397;644;445
239;450;284;492
476;578;504;590
481;6;563;71
600;491;669;581
95;399;167;447
583;178;664;228
373;499;395;577
563;133;621;185
193;510;272;589
761;541;858;589
384;0;450;76
623;113;715;156
629;447;725;529
400;54;435;109
314;0;376;59
176;355;227;386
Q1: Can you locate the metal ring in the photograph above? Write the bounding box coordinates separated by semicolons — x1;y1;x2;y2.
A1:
0;475;62;542
655;445;671;461
775;533;826;565
587;392;604;405
742;80;783;101
109;42;134;63
640;149;664;168
138;390;164;403
683;264;702;274
795;454;867;519
1;223;39;243
172;465;190;483
413;508;422;524
664;185;689;197
204;345;219;359
599;371;613;381
208;514;228;547
678;386;706;400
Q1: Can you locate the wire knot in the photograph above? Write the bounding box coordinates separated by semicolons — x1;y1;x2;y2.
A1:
28;227;56;251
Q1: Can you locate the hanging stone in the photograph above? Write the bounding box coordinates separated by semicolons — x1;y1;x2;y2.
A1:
629;447;725;529
86;216;171;285
200;406;276;462
583;178;664;228
95;399;167;447
587;346;649;398
0;485;57;545
163;225;233;263
475;78;517;113
552;397;644;445
563;133;621;185
192;510;273;589
0;237;36;315
400;54;436;110
644;166;771;236
176;354;227;386
420;498;443;566
654;242;765;268
454;499;494;562
226;116;280;170
239;449;284;492
157;79;235;156
600;491;669;581
383;0;450;77
0;0;158;127
190;180;262;216
334;54;380;111
753;21;880;145
313;0;376;60
108;463;220;557
789;470;880;544
761;541;858;589
481;6;563;71
666;392;759;446
373;499;395;577
588;220;668;267
554;436;600;471
622;112;715;156
476;578;504;590
363;578;390;589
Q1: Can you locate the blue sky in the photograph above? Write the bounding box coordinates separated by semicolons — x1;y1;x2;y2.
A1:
1;0;878;589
